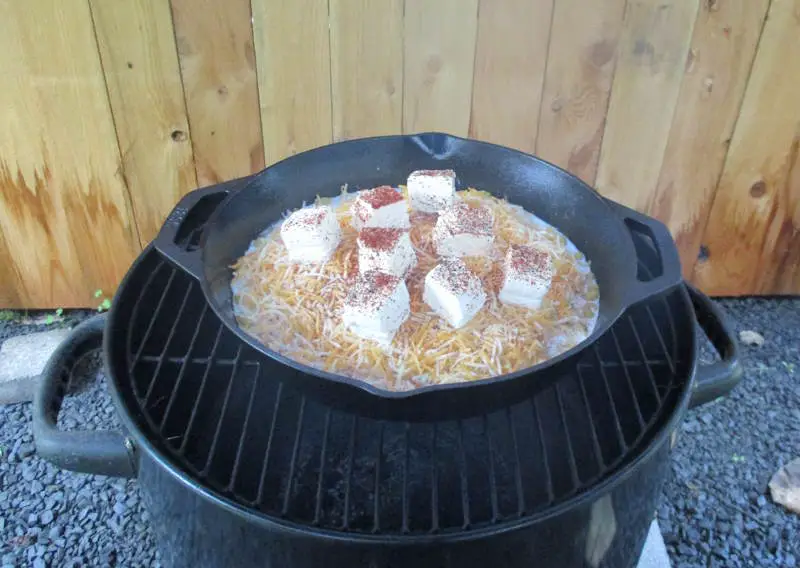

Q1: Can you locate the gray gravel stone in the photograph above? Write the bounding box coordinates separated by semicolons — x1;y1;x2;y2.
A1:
664;298;800;566
0;311;159;567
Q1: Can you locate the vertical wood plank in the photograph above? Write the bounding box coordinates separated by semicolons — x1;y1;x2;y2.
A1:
0;0;140;308
650;0;769;278
595;0;699;211
403;0;480;136
90;0;197;244
693;0;800;295
171;0;264;185
469;0;553;154
329;0;403;141
535;0;627;184
251;0;333;164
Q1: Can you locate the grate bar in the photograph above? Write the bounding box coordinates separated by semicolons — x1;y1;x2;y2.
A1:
202;346;244;475
178;324;224;454
402;423;410;534
576;366;605;471
126;260;166;363
646;305;675;374
430;424;439;532
255;383;284;507
227;361;261;493
531;399;554;504
457;421;471;528
341;416;358;529
507;408;525;516
554;383;580;491
484;416;499;521
593;344;627;451
371;422;384;533
143;280;193;405
130;268;176;375
628;318;662;404
282;397;307;516
313;409;332;525
609;328;645;429
159;304;209;435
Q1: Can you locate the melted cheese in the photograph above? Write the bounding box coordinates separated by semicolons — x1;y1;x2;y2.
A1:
231;187;599;391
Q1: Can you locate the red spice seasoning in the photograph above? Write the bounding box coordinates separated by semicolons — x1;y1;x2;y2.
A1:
285;207;327;229
345;270;400;312
507;245;553;283
415;169;455;178
438;203;493;237
358;228;404;251
360;185;404;209
434;258;475;294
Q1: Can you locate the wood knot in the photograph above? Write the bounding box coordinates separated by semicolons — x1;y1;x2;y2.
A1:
589;39;615;67
426;56;442;74
749;180;767;198
698;245;710;262
171;130;187;142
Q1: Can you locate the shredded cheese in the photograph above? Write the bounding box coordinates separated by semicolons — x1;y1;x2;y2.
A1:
230;188;599;391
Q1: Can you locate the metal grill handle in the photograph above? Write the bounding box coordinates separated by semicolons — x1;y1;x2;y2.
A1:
686;285;743;409
32;314;137;478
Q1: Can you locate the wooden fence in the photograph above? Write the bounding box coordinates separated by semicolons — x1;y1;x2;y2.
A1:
1;0;798;307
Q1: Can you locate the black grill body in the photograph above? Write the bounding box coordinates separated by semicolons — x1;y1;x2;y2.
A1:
33;215;741;568
138;441;668;568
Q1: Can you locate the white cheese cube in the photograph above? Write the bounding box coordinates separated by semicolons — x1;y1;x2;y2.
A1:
407;169;456;213
351;186;410;230
280;206;341;264
498;245;554;309
357;228;417;278
423;259;486;329
433;202;494;257
342;271;410;344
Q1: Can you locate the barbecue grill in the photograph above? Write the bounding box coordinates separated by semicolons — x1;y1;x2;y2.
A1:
33;134;742;567
33;240;740;568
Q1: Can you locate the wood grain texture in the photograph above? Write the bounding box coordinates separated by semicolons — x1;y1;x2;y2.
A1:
251;0;332;164
535;0;627;184
329;0;403;141
171;0;264;185
90;0;197;244
403;0;480;136
0;0;140;308
650;0;769;279
693;0;800;295
595;0;699;210
469;0;553;154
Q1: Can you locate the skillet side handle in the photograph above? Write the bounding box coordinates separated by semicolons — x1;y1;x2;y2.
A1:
686;285;743;409
153;174;257;280
33;315;137;478
605;200;683;306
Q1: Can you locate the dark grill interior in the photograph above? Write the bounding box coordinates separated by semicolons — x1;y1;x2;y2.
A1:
110;240;692;537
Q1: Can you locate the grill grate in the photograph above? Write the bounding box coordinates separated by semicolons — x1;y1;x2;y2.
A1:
111;244;691;537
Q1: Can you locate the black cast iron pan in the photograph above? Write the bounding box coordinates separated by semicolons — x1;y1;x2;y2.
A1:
153;133;682;419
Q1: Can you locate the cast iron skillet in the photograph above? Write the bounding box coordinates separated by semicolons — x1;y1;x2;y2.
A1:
153;132;682;414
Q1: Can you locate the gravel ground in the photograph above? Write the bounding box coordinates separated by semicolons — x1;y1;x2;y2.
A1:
660;298;800;567
0;299;798;567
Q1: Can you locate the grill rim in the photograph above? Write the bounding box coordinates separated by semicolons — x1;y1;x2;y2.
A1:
103;244;700;544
